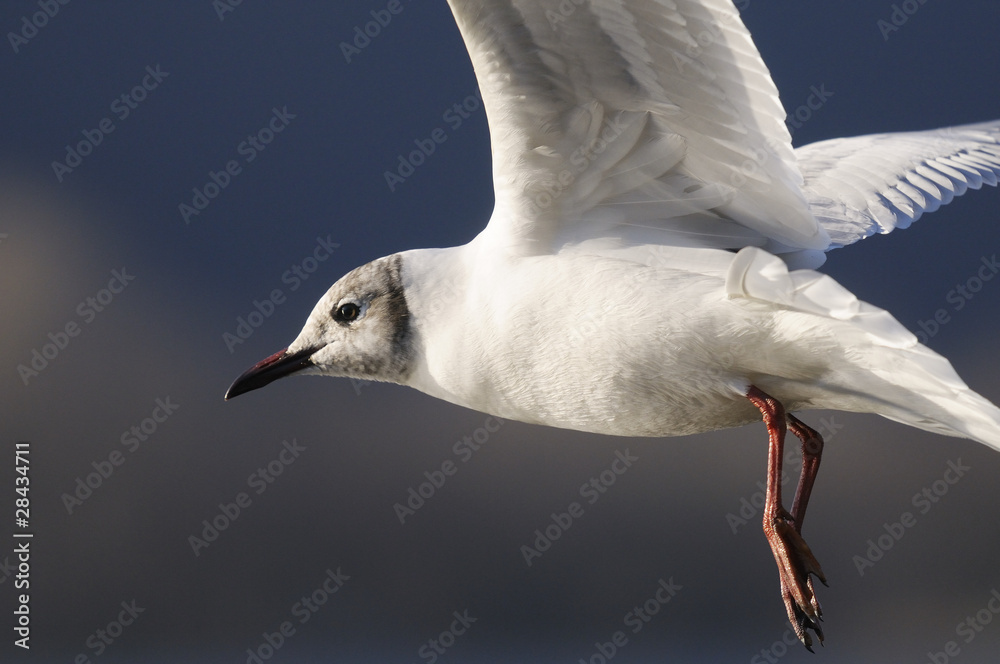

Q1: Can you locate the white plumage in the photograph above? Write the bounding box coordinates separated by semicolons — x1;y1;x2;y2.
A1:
797;121;1000;247
226;0;1000;648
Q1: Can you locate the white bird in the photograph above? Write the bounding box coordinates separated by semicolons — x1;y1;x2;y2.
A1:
226;0;1000;648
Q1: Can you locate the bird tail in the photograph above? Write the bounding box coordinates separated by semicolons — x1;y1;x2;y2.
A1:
847;342;1000;451
727;247;1000;451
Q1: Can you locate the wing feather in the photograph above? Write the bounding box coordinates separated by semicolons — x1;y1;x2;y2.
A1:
446;0;830;256
446;1;1000;263
797;120;1000;248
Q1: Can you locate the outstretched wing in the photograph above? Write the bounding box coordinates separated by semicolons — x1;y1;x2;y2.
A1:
795;120;1000;249
447;0;830;257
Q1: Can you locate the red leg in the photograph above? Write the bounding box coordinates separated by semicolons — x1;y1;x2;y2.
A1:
787;414;828;642
788;414;824;532
747;387;827;650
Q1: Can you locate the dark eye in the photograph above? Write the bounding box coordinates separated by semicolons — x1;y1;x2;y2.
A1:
334;302;360;323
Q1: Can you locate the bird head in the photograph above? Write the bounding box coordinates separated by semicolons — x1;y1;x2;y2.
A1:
224;254;412;400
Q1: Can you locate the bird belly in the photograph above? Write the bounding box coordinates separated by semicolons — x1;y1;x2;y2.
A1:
412;252;775;437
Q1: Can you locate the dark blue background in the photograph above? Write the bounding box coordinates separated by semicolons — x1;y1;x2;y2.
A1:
2;1;1000;661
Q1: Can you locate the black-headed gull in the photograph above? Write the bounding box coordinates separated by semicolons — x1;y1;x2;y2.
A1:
226;0;1000;648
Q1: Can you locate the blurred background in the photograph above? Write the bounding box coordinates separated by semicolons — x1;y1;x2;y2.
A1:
2;1;1000;662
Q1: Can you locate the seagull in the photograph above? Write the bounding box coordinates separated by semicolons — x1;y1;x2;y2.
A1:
226;0;1000;648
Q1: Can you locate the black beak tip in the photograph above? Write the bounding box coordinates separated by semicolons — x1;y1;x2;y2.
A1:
223;347;317;401
223;382;248;401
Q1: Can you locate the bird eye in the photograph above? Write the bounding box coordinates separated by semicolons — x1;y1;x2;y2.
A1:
334;302;360;323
